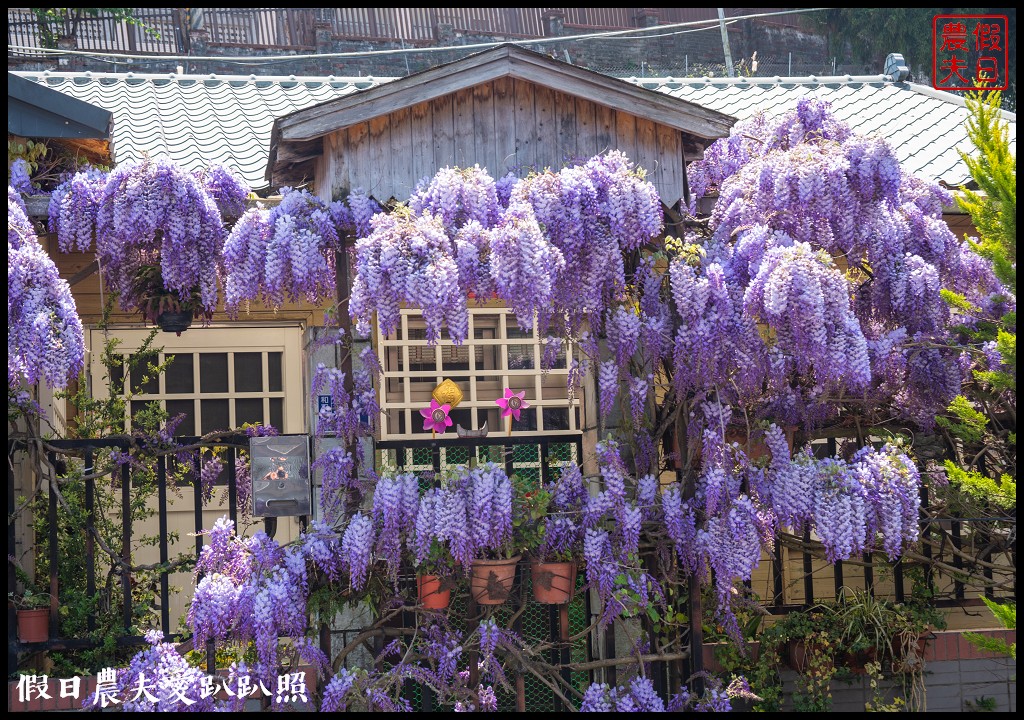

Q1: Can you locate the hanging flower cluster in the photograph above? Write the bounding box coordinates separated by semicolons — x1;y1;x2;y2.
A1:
48;165;108;253
350;151;663;343
186;517;330;684
47;158;249;323
8;187;85;388
682;98;1010;427
223;186;381;315
582;439;664;627
580;674;758;712
764;428;921;562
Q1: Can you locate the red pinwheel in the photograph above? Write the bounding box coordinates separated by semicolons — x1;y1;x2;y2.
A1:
420;398;453;436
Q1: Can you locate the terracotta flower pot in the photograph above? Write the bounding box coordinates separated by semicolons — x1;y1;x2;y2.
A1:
470;555;520;605
530;561;577;604
840;646;877;674
17;608;49;643
417;574;451;610
785;638;834;674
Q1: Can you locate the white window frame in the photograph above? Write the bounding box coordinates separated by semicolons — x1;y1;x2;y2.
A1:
374;307;581;440
88;324;306;435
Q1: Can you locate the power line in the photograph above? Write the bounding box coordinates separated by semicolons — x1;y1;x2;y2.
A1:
8;8;830;64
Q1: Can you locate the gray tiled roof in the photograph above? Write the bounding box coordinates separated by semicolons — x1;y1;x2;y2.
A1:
11;71;382;190
632;74;1016;188
12;70;1016;190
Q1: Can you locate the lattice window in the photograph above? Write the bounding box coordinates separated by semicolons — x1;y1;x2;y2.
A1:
375;308;581;440
89;325;305;435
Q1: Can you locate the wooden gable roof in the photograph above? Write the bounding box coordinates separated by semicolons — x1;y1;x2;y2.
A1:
268;44;735;202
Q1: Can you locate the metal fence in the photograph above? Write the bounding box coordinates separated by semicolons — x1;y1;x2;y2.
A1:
8;7;817;55
205;8;316;49
7;7;184;56
9;432;1015;707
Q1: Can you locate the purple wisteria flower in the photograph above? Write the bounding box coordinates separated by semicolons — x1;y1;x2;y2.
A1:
90;157;227;322
9;187;85;388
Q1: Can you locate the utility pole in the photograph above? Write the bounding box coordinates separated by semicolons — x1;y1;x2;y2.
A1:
717;8;735;77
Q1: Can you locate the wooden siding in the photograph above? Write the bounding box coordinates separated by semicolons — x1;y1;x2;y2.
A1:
48;245;324;328
317;78;688;206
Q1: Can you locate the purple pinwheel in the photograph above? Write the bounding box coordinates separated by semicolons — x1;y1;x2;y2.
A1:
420;399;453;435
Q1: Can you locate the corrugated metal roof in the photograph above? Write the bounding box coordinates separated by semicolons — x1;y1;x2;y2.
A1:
12;70;1016;190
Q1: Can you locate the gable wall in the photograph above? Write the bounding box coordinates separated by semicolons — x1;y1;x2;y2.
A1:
317;77;686;206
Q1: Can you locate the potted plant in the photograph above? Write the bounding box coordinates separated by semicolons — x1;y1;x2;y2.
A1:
411;483;465;611
51;157;246;335
832;588;945;675
758;606;839;712
414;539;458;611
461;464;520;605
10;588;51;643
129;263;208;335
527;469;585;605
759;603;837;674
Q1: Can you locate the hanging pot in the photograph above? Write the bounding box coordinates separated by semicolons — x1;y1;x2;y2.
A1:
470;555;520;605
530;561;577;604
417;574;451;610
157;311;193;335
17;608;49;643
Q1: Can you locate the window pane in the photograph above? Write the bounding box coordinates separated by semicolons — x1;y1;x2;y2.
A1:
473;316;499;339
235;398;264;428
442;345;470;371
408;346;435;371
541;374;569;400
384;409;405;436
130;400;149;427
482;407;502;436
234;353;263;393
506;322;534;339
269;398;283;433
165;400;195;436
268;352;282;392
541;339;567;369
543;408;570;431
449;408;472;434
131;354;159;395
506;344;534;370
385;346;404;372
476;376;503;400
165;354;194;394
511;407;538;432
107;355;125;390
409;378;436;404
200;399;229;434
200;353;228;393
475;344;499;371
